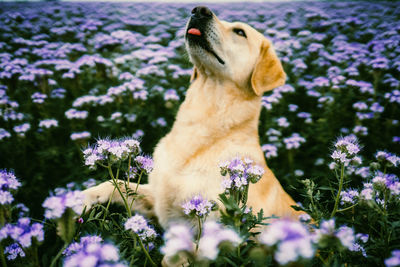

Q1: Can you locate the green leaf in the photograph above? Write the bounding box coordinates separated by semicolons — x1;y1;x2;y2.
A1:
56;208;76;243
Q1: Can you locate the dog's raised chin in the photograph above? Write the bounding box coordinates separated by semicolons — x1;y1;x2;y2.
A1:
184;6;285;93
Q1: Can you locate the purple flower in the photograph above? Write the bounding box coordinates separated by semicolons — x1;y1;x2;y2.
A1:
50;88;66;99
0;191;14;205
353;101;368;111
4;243;25;260
63;236;125;267
83;138;141;168
164;89;180;101
42;190;85;219
288;104;298;112
276;117;290;128
372;172;400;196
340;189;358;205
65;109;89;120
161;224;194;257
13;123;30;136
298;213;312;223
246;165;265;183
260;219;314;265
0;170;21;205
314;219;355;250
0;128;11;140
135;155;153;174
0;170;21;191
0;218;44;248
39;119;58;129
376;151;400;167
70;131;91;141
31;92;47;104
331;135;361;166
356;233;369;243
63;235;103;256
385;90;400;104
385;250;400;267
182;195;214;218
118;72;135;81
198;221;241;260
81;178;96;189
336;226;355;249
360;183;373;200
261;144;278;158
151;117;167;127
283;133;306;149
220;157;264;192
124;214;157;243
353;125;368;136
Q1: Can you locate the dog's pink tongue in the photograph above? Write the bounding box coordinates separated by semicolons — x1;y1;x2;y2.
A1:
188;28;201;36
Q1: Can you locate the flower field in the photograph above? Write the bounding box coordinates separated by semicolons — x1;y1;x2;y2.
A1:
0;1;400;266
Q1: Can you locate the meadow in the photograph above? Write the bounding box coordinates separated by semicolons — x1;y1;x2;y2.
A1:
0;1;399;266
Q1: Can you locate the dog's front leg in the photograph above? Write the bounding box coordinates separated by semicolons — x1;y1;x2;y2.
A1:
82;180;155;219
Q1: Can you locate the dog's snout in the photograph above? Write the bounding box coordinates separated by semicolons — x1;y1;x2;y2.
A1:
191;6;212;19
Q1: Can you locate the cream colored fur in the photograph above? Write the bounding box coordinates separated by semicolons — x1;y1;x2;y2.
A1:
83;11;302;230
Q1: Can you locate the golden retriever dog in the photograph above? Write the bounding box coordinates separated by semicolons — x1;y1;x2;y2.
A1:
83;6;302;230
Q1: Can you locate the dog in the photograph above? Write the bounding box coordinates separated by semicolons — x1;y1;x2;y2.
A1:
83;6;302;230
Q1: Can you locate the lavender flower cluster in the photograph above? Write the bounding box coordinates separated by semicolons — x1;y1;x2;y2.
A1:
83;138;141;168
0;169;21;205
161;221;241;261
0;218;44;260
62;235;126;267
331;135;362;167
260;219;314;264
219;157;265;192
124;214;157;243
181;195;215;218
161;217;369;265
42;189;85;219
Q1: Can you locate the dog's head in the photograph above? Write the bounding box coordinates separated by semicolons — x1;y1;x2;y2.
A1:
185;6;286;96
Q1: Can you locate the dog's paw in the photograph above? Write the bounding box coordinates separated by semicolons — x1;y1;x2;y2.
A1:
81;182;114;211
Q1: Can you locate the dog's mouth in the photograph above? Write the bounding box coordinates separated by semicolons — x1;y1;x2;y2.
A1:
186;24;225;65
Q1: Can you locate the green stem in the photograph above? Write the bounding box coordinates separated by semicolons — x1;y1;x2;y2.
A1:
138;237;156;266
49;242;69;267
317;254;330;267
384;189;389;211
127;154;132;187
130;171;144;211
30;218;54;228
134;171;144;194
0;243;7;267
33;242;41;267
337;202;359;213
288;149;294;174
101;187;116;230
195;216;202;252
129;235;137;267
330;164;345;218
242;185;249;207
108;166;131;217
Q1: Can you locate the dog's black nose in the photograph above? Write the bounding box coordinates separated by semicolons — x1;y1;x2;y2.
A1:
191;6;212;19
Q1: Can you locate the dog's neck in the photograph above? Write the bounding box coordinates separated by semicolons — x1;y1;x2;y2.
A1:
178;72;261;129
159;72;262;165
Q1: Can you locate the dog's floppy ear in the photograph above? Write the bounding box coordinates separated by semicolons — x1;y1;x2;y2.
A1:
190;67;198;82
251;40;286;96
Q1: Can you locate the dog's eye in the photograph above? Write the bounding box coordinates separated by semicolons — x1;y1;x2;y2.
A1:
233;28;246;38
